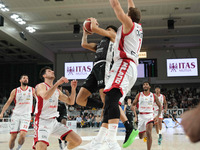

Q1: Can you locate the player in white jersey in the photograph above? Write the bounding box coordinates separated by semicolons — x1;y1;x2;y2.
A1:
0;75;35;150
132;82;161;150
153;86;167;145
33;66;82;150
78;19;138;150
100;0;142;149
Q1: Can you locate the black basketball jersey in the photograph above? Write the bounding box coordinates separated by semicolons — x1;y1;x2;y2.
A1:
126;105;133;116
94;36;114;63
58;100;67;116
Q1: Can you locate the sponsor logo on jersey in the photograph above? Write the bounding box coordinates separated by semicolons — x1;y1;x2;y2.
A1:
115;61;128;84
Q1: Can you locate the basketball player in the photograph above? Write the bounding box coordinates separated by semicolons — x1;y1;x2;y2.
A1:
153;86;167;145
0;75;35;150
132;82;162;150
33;66;82;150
78;18;137;149
170;110;180;128
181;103;200;143
124;97;135;126
57;86;68;150
101;0;143;149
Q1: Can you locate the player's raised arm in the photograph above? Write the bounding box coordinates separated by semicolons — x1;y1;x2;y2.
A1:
81;29;97;52
128;0;135;9
90;18;116;42
37;77;68;100
109;0;133;33
0;89;16;118
59;80;77;105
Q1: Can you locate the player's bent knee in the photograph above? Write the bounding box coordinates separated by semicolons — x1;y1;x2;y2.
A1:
36;142;48;150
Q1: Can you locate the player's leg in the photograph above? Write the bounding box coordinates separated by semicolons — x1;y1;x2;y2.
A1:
146;122;153;150
76;87;92;106
9;116;20;149
16;118;30;150
64;131;82;149
76;72;103;108
61;118;68;148
35;142;47;150
9;133;18;149
17;131;27;150
158;119;163;145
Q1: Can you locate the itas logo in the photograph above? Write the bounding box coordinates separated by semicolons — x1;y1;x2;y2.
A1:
115;61;128;84
67;66;75;75
67;66;92;75
169;62;196;72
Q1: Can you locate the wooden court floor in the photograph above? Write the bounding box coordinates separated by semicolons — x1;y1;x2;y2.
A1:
0;126;200;150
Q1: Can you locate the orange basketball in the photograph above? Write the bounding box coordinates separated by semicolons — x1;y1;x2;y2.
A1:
83;18;92;34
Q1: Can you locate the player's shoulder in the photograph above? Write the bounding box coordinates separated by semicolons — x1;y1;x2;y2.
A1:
35;82;46;89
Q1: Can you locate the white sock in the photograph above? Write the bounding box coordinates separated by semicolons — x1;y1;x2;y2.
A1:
159;130;162;135
107;124;118;142
95;127;108;143
16;144;22;150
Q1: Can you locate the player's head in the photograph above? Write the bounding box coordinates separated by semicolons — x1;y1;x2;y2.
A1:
39;66;54;81
20;74;29;86
106;25;118;33
155;85;161;94
127;98;132;104
128;7;141;23
143;81;151;91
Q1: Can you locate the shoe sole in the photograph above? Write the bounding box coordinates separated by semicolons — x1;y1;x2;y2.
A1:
122;129;139;148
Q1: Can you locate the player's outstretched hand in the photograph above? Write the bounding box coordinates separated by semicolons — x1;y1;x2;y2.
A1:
154;116;158;123
71;80;78;89
89;17;99;26
181;107;200;143
83;28;92;35
56;77;69;86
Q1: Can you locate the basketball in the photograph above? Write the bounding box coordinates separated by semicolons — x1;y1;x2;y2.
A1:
83;18;92;34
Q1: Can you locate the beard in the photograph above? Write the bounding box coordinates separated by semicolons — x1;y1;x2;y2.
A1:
144;88;148;91
22;82;28;86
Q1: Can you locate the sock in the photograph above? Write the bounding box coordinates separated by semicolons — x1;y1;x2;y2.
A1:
95;127;108;143
58;139;62;144
86;98;103;108
107;124;118;142
159;130;162;135
16;144;22;150
123;120;133;130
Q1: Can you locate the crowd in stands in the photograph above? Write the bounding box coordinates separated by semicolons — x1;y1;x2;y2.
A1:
161;87;200;110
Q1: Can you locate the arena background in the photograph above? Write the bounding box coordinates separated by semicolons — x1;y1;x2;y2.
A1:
0;0;200;150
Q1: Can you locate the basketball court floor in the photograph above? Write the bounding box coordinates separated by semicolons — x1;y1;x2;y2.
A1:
1;126;200;150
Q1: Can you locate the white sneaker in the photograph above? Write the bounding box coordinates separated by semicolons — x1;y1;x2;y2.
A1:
78;138;103;150
99;140;121;150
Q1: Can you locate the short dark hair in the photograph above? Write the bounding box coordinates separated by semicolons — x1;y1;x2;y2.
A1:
155;85;161;89
20;74;28;80
128;7;141;23
143;81;151;86
39;66;52;81
106;25;118;33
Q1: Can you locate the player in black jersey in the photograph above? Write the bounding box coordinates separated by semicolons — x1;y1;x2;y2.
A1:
124;97;136;126
77;18;136;149
57;86;68;150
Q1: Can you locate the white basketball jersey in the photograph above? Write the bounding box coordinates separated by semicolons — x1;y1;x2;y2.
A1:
138;92;155;113
114;22;143;65
13;86;33;115
153;94;164;111
34;83;59;119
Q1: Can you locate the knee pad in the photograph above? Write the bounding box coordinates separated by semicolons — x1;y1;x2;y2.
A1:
106;88;122;120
